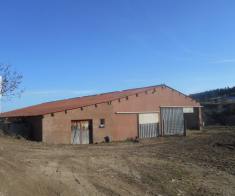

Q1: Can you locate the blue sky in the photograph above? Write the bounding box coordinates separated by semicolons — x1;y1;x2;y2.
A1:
0;0;235;111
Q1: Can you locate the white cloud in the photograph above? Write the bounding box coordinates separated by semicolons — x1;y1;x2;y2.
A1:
210;59;235;64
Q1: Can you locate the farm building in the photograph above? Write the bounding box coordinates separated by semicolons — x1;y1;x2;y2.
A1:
0;85;202;144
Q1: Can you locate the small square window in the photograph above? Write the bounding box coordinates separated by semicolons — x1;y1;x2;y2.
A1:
99;119;105;128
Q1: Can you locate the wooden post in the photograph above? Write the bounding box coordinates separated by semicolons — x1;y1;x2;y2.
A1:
198;107;203;130
184;119;187;136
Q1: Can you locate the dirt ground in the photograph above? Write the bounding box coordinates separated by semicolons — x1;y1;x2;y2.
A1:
0;127;235;196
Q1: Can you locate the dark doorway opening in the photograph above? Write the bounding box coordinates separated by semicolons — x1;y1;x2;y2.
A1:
184;107;200;130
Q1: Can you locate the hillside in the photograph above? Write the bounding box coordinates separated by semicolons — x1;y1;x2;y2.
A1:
191;86;235;126
191;86;235;103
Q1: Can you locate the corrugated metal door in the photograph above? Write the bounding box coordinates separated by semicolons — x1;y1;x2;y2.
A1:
71;121;90;144
161;107;184;135
80;121;90;144
138;113;159;138
71;121;80;144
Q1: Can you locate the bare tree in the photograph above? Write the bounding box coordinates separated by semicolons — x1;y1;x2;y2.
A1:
0;64;23;98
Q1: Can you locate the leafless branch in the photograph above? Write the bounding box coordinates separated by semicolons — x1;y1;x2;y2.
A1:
0;64;23;98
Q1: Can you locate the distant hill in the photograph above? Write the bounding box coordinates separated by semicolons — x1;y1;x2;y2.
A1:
191;86;235;103
190;86;235;126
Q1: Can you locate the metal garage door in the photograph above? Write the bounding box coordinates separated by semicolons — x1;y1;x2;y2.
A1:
71;120;91;144
161;107;185;135
138;113;159;138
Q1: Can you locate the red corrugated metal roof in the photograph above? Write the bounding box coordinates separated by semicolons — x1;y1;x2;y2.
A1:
0;85;164;118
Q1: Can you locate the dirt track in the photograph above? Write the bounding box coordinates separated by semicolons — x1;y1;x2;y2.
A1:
0;127;235;196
